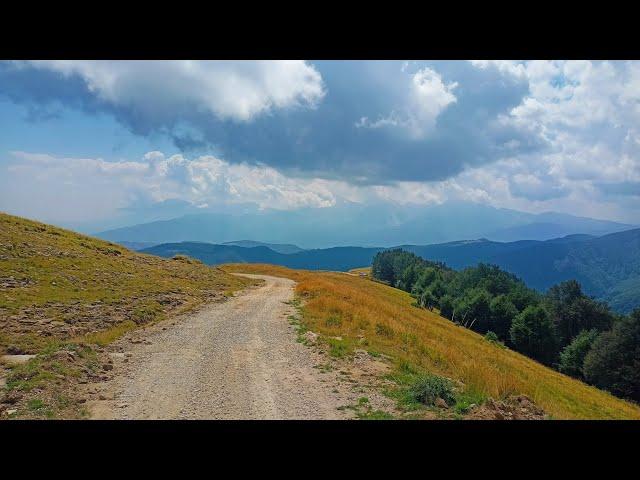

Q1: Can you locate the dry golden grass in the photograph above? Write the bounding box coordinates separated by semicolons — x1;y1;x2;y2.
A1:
348;267;372;277
223;263;640;419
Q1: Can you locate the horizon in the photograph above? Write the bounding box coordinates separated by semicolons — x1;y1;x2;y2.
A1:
1;60;640;238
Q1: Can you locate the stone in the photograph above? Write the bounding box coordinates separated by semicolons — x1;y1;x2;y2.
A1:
1;354;36;366
303;331;319;345
435;397;448;409
6;409;17;415
102;364;114;371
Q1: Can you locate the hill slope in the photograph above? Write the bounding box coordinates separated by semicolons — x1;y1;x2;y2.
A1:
222;263;640;419
0;212;250;355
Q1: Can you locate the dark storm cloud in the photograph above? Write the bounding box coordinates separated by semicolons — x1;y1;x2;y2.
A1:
0;60;540;184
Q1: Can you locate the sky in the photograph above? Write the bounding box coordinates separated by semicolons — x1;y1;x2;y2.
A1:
0;60;638;232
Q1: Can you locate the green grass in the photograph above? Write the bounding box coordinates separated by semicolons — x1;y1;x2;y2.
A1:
0;211;253;354
0;212;256;418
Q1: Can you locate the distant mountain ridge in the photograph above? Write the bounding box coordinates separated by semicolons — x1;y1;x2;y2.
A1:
221;240;304;254
96;202;634;248
141;228;640;313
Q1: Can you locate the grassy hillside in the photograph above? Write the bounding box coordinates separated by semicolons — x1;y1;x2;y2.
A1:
222;263;640;419
0;212;251;354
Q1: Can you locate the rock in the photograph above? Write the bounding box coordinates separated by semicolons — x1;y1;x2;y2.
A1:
435;397;448;409
6;409;17;416
6;345;24;355
2;391;22;404
77;398;87;404
303;331;319;345
117;403;128;408
102;364;114;371
1;354;36;366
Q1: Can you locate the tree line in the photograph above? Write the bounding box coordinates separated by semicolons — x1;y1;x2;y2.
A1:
372;249;640;403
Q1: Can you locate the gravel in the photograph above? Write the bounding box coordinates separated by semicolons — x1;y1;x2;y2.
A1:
90;274;353;420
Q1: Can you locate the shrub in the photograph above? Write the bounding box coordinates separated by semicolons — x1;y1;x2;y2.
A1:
484;331;499;342
409;374;456;406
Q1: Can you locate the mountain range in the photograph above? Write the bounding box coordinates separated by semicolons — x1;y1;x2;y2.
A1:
96;202;634;248
140;228;640;313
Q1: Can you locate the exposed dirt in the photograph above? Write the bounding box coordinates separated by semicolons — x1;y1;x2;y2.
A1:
466;395;547;420
89;274;395;420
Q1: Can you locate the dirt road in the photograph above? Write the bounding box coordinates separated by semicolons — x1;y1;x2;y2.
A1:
90;274;354;419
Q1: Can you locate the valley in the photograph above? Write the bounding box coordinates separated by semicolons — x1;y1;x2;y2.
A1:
138;228;640;313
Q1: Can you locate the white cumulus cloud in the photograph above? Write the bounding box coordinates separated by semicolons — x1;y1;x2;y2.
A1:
18;60;325;123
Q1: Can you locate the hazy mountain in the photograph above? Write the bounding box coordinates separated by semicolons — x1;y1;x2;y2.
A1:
116;241;159;251
142;243;383;272
97;202;633;248
222;240;304;254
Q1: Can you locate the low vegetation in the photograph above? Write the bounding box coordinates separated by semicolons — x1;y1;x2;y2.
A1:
0;212;254;418
223;263;640;419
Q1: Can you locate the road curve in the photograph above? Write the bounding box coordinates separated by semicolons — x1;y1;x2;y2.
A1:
90;274;350;419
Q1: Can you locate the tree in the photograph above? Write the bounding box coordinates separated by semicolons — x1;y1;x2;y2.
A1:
398;263;420;292
583;309;640;402
510;305;559;365
411;267;438;295
558;329;600;379
546;280;613;347
489;294;518;341
439;295;454;320
457;288;492;332
419;289;437;310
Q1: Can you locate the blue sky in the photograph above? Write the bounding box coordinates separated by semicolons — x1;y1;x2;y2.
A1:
0;60;638;231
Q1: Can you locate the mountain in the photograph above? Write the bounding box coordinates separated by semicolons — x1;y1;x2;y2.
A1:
141;228;640;313
115;241;159;251
96;202;633;248
141;242;383;272
222;240;304;254
402;230;640;313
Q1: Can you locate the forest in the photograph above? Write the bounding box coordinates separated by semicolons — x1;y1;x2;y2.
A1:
372;249;640;403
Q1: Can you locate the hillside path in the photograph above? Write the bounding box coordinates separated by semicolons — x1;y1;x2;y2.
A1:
89;274;351;419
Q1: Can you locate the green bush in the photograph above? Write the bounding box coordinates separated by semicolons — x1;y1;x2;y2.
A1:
409;374;455;406
484;331;499;342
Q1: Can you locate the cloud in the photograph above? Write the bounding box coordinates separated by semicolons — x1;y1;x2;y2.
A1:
0;151;345;224
1;61;639;224
19;60;325;123
0;60;533;184
355;67;458;138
